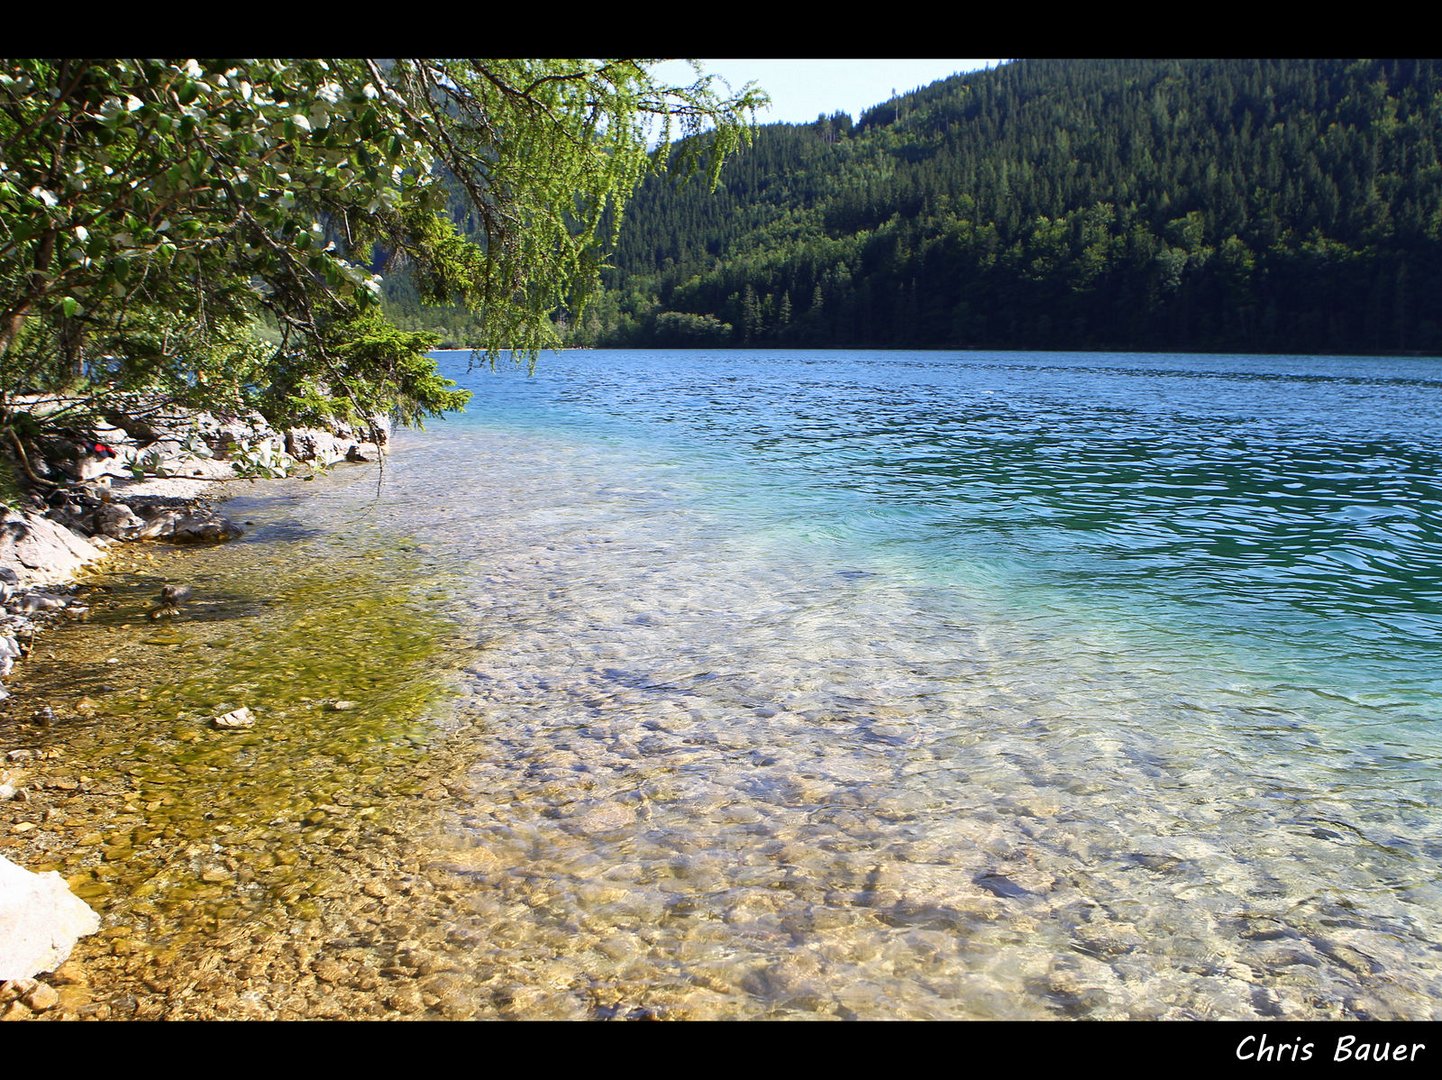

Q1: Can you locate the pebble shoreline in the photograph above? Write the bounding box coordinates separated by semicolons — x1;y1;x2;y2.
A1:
0;404;492;1021
0;697;506;1020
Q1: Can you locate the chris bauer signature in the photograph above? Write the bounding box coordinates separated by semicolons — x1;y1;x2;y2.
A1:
1237;1035;1427;1063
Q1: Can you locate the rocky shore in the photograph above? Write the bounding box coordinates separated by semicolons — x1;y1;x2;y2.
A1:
2;399;390;688
1;401;637;1021
0;400;392;1019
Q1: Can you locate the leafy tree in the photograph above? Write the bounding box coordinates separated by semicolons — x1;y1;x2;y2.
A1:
0;58;763;465
651;310;733;345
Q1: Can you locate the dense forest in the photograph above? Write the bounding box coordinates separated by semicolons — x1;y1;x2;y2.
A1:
383;59;1442;355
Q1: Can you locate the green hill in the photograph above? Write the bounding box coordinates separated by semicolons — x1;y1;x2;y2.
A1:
561;58;1441;354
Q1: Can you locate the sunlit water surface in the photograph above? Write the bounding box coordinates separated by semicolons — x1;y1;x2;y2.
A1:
204;350;1442;1017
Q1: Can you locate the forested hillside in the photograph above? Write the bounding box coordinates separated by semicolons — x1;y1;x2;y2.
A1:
539;58;1442;354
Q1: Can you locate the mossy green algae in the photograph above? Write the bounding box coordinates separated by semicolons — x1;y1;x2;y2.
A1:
1;495;475;964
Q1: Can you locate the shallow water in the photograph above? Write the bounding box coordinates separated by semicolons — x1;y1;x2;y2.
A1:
0;498;474;1006
9;347;1442;1019
267;348;1442;1019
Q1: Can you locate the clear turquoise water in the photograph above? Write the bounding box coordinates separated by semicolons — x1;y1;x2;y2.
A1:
277;348;1442;1018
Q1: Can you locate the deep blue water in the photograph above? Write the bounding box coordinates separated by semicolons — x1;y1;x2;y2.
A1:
437;348;1442;720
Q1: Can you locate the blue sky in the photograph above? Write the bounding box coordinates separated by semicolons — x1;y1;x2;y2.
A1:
653;59;1008;126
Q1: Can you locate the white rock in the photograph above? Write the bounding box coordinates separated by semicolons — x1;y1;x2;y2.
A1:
213;707;255;729
15;593;64;614
137;509;244;544
0;854;100;980
0;510;101;584
285;427;349;465
199;410;277;454
366;413;392;447
94;502;144;539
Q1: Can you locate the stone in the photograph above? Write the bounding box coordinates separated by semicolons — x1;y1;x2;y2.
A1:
196;411;278;455
22;980;59;1011
285;428;349;465
14;593;64;614
54;985;91;1011
48;959;88;986
384;982;425;1014
0;634;18;679
573;802;637;833
366;414;392;448
0;1000;28;1021
213;707;255;730
137;508;244;544
94;502;145;539
434;845;502;875
0;510;101;581
44;505;93;536
0;854;101;980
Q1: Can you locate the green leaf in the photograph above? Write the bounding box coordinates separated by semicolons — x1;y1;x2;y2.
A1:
0;57;757;431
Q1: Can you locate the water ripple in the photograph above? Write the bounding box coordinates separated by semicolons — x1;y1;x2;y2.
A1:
292;347;1442;1018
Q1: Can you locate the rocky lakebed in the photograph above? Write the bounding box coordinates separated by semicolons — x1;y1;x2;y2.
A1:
0;401;530;1020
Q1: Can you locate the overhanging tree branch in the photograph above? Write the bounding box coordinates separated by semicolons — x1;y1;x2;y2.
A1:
1;57;766;454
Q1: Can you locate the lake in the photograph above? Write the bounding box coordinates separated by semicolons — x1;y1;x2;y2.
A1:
249;347;1439;1018
25;346;1437;1019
